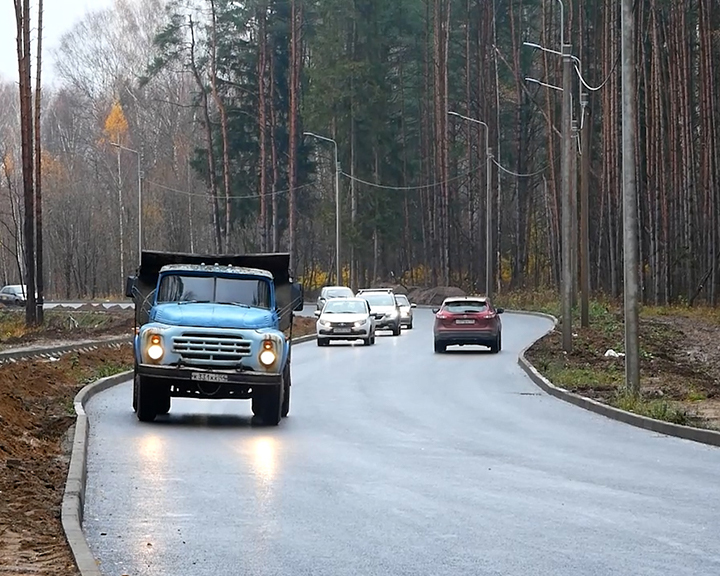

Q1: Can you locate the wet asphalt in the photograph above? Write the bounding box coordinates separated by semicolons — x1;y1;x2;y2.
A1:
83;310;720;576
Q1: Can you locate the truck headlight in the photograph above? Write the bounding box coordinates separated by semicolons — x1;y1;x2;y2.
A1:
147;334;164;361
259;339;277;366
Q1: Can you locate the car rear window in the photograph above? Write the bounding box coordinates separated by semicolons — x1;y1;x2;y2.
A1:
444;301;488;313
363;294;395;306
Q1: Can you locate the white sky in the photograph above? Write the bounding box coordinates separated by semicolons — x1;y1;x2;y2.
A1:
0;0;114;86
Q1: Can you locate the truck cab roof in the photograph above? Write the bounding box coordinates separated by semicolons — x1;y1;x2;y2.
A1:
159;264;274;280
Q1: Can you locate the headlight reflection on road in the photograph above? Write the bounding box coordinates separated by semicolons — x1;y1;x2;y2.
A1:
252;437;277;484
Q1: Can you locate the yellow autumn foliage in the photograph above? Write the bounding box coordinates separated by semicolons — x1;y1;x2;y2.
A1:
104;101;128;143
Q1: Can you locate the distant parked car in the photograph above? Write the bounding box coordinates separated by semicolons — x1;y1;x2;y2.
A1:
316;297;376;346
432;296;504;353
394;294;416;329
315;285;354;315
0;284;27;306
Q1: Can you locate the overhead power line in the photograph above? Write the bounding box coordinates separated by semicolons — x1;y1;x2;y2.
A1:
341;165;482;191
145;180;314;200
491;158;547;178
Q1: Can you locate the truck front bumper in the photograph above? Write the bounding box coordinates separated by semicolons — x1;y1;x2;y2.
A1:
137;364;282;400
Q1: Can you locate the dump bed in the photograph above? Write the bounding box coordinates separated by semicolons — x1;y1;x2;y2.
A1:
129;250;297;330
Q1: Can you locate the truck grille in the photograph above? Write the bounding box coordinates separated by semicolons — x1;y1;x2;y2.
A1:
173;333;253;366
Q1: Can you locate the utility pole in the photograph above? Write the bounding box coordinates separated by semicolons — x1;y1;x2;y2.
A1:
622;0;640;392
561;43;573;353
571;117;579;307
580;92;590;327
486;147;493;299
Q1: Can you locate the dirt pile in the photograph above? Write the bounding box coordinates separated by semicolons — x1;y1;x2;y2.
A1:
0;345;134;575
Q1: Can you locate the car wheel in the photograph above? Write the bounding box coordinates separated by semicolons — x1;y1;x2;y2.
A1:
434;341;446;353
490;333;501;354
392;323;401;336
281;364;291;417
370;336;376;345
317;338;327;347
408;321;413;330
363;337;372;346
136;375;158;422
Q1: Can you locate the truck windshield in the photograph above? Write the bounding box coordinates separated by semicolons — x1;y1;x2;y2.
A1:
156;275;272;309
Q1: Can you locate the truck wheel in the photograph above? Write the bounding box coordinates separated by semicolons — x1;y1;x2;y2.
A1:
132;370;139;413
156;384;171;415
254;386;282;426
136;376;158;422
281;365;291;418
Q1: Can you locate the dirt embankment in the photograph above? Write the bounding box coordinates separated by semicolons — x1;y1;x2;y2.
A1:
527;312;720;430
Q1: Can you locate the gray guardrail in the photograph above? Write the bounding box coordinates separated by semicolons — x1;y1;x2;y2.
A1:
0;335;132;365
62;332;317;576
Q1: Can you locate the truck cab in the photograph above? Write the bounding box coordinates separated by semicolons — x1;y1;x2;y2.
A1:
127;251;303;425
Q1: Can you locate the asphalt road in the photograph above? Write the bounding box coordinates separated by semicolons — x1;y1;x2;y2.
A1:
83;311;720;576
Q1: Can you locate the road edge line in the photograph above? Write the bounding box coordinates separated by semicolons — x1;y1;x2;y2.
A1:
514;310;720;448
61;333;317;576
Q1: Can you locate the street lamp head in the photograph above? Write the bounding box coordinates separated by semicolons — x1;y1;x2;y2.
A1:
523;42;543;50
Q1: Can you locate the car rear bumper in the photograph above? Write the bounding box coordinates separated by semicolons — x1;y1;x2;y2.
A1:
434;329;498;345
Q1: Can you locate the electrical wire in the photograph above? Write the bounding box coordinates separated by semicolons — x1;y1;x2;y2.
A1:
340;165;482;191
574;61;618;93
491;158;547;178
145;180;314;199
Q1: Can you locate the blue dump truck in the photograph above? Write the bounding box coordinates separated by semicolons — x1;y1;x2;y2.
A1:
125;251;304;425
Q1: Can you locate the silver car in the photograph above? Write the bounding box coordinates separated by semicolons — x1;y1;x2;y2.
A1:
357;290;401;336
394;294;416;329
315;285;354;314
0;284;27;306
316;297;376;346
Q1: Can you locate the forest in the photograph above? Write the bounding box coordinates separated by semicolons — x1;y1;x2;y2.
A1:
0;0;718;304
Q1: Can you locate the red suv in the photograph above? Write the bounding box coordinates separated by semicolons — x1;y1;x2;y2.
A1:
432;297;504;353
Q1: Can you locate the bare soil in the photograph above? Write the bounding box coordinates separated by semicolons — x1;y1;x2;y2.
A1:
0;316;316;575
527;312;720;430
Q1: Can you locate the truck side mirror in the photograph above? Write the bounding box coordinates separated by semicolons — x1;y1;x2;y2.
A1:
125;276;137;299
291;282;304;311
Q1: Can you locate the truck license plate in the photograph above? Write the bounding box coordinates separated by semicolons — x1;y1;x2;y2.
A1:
191;372;229;383
456;319;475;325
335;328;352;334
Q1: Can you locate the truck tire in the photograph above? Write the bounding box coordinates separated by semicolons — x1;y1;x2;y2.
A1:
136;375;158;422
156;384;171;415
253;385;283;426
281;365;291;417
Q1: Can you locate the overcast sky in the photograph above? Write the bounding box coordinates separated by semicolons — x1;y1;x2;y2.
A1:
0;0;114;86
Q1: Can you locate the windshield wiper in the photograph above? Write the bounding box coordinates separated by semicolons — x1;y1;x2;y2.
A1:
176;300;211;305
217;302;251;308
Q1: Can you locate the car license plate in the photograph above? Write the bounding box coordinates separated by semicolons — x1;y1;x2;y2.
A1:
191;372;229;383
456;319;475;325
335;328;352;334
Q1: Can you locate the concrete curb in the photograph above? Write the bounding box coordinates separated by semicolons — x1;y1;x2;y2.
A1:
0;335;132;364
515;310;720;448
61;333;317;576
62;370;133;576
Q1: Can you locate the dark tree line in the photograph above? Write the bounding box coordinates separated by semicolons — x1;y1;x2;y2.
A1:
0;0;717;304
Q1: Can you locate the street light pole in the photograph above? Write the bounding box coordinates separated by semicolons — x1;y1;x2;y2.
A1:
304;132;341;285
448;111;492;297
110;142;142;265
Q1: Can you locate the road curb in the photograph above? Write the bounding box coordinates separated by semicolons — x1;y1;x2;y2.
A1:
61;333;317;576
62;370;133;576
515;311;720;448
0;335;132;364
